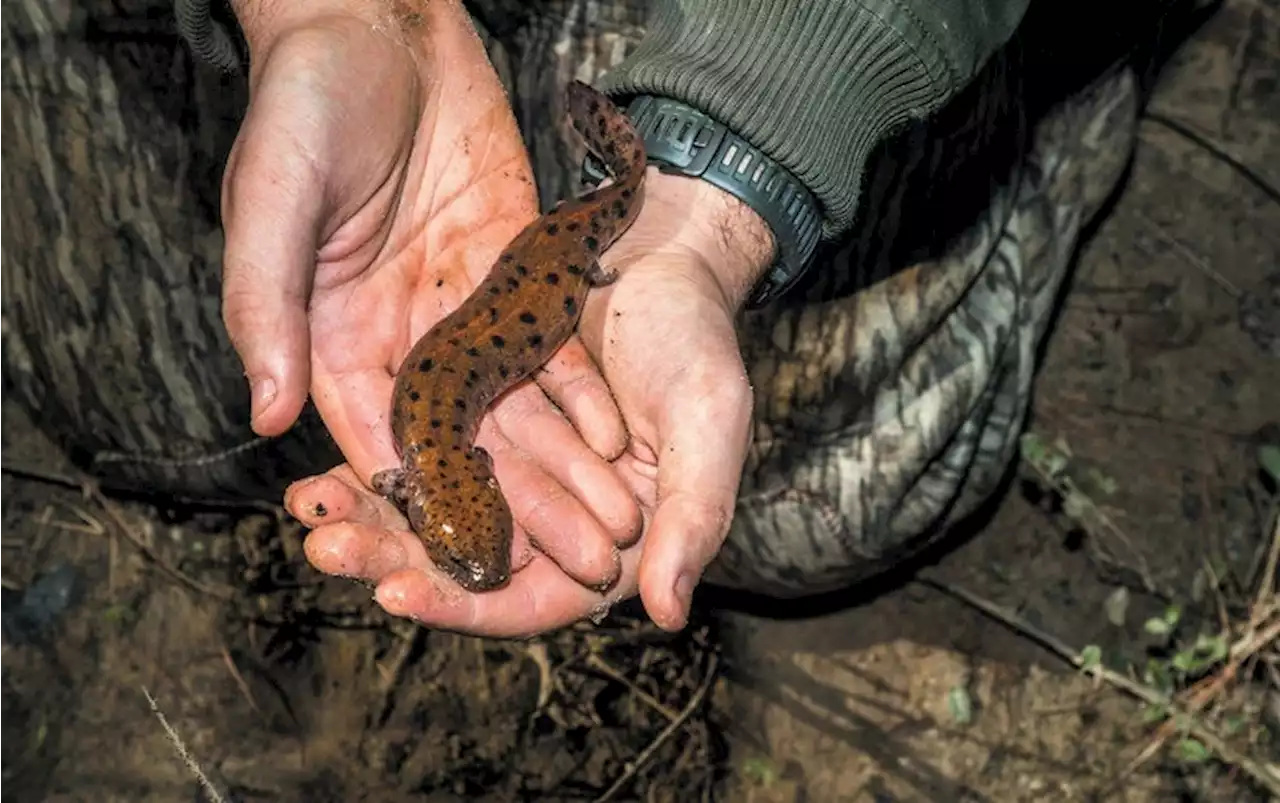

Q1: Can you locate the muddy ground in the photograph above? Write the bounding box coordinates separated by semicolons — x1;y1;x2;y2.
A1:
3;2;1278;801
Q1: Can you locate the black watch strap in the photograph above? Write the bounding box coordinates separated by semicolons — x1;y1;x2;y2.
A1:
581;94;822;309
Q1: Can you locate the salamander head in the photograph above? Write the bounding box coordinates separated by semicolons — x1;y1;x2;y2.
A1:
410;482;513;592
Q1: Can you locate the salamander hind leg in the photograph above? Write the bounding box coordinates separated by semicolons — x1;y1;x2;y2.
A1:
585;259;618;288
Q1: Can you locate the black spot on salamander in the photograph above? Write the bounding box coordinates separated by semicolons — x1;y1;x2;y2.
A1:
419;359;434;372
566;221;580;232
564;296;577;315
621;188;633;200
454;398;467;410
545;273;560;285
436;459;448;468
567;264;584;276
464;452;474;461
589;99;600;115
468;369;480;383
452;423;464;433
451;480;461;490
488;285;501;296
500;253;514;263
590;218;603;234
448;337;461;347
519;311;537;325
516;264;530;276
408;389;421;402
498;365;510;378
611;199;626;218
527;333;544;348
491;335;506;349
507;277;520;290
436;279;444;288
424;437;435;447
546;222;560;236
430;418;441;428
466;347;481;357
489;307;500;324
585;236;600;252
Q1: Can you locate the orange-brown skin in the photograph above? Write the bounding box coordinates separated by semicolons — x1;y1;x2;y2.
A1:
371;81;646;591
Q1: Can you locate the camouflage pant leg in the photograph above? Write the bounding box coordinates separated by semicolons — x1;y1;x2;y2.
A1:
715;70;1139;596
1;2;345;502
498;4;1141;595
2;1;1139;597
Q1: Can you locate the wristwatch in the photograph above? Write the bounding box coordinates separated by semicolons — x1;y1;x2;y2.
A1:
581;94;823;309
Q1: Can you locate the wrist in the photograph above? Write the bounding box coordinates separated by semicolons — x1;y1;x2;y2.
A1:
584;92;822;309
230;0;471;62
644;170;777;311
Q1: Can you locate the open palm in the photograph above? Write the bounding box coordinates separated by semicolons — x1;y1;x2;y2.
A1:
220;11;640;590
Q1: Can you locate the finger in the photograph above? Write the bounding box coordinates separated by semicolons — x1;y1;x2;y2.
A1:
285;466;406;530
308;366;400;487
479;415;626;589
533;334;628;460
304;521;414;584
639;361;754;631
292;417;622;590
375;548;644;638
492;383;642;548
220;59;330;437
288;453;537;582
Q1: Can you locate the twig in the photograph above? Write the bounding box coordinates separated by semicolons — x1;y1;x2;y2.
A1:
1126;514;1280;773
1249;513;1280;632
916;575;1280;796
1131;209;1241;297
586;653;680;722
1140;111;1280;210
142;687;236;803
94;491;236;600
219;643;264;719
1;461;284;516
375;624;423;723
5;463;239;599
593;653;719;803
523;641;556;710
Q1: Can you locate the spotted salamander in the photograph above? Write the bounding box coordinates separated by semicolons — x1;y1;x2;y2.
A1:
371;80;646;592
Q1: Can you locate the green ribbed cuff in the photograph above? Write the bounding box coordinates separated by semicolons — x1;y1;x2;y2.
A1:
599;0;1028;240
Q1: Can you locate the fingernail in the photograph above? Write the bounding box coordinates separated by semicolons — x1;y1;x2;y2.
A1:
250;376;277;422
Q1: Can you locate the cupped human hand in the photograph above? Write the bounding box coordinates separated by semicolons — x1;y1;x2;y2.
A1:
287;169;776;635
220;1;639;588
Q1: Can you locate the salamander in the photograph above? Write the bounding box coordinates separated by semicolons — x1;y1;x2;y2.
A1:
370;80;646;592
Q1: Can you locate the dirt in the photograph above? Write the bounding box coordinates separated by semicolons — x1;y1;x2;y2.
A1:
3;2;1278;801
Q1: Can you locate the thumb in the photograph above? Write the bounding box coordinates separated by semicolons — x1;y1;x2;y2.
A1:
219;74;327;437
637;336;754;631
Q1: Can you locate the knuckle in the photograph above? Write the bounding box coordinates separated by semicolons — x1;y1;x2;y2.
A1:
673;491;735;542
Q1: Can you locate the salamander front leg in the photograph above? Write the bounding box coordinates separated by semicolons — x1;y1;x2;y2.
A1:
585;259;618;287
371;467;411;515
